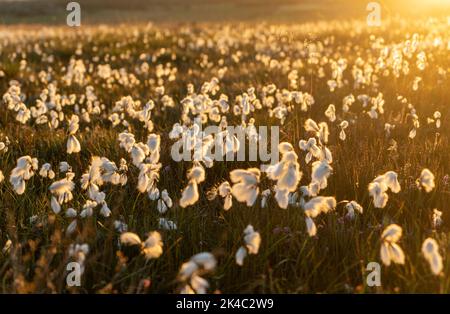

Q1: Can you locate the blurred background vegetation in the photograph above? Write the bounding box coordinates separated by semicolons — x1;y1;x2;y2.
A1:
0;0;449;25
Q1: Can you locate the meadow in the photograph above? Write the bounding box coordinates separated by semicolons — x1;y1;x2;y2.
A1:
0;15;449;294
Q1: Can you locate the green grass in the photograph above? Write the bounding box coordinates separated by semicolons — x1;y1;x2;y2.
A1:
0;17;449;293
